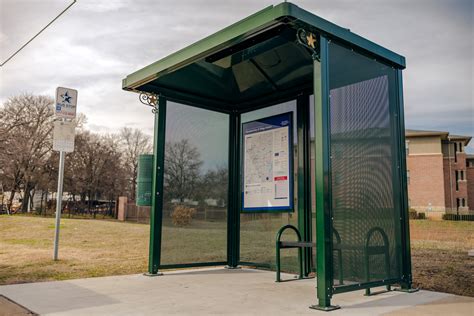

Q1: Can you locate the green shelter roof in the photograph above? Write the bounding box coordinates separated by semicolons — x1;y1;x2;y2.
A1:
122;2;406;113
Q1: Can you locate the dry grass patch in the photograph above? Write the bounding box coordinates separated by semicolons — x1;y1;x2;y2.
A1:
0;215;148;284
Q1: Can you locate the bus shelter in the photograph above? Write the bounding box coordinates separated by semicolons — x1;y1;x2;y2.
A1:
123;2;415;310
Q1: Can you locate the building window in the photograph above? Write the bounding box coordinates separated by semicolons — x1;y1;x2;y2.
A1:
407;170;410;185
456;198;460;210
454;142;457;162
459;142;463;153
455;171;459;191
462;198;466;207
405;141;409;155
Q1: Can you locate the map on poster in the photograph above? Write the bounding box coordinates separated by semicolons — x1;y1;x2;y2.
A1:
242;112;293;212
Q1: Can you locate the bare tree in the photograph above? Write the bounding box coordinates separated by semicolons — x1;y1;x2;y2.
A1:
119;127;152;200
0;93;139;216
164;139;202;202
63;131;126;213
0;94;54;212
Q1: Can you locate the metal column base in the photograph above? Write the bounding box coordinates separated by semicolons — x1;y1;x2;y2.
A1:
394;287;419;293
309;305;341;312
143;272;163;277
225;265;241;269
364;285;392;296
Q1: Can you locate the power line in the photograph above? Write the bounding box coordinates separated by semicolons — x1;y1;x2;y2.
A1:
0;0;77;67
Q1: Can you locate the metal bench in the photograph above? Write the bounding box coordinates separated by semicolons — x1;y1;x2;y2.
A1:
275;224;311;282
275;224;392;294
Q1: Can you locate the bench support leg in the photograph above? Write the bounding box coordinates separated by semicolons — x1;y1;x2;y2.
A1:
298;247;304;279
276;243;281;282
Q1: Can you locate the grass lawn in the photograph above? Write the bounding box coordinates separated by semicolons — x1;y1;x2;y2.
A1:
410;219;474;297
0;215;473;297
0;215;149;284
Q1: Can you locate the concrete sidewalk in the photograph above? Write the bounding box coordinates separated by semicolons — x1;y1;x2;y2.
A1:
0;268;472;315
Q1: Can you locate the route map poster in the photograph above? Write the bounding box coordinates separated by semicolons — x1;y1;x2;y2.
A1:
242;112;293;212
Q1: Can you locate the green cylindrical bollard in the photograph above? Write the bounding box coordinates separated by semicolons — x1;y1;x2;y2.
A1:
136;154;153;206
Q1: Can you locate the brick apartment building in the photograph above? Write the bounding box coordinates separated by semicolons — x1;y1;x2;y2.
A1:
406;129;474;218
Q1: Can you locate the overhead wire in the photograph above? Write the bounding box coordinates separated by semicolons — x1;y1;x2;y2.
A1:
0;0;77;67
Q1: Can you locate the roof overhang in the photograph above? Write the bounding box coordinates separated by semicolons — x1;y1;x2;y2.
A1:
405;129;449;138
122;2;406;112
448;135;472;145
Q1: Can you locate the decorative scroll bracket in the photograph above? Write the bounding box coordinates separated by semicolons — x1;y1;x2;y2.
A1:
296;28;320;61
139;92;159;113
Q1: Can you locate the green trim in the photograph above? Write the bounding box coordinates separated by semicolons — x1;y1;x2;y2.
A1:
333;278;401;294
159;262;227;270
146;84;232;113
296;95;312;276
314;35;334;309
239;261;272;269
237;85;313;114
387;70;405;283
123;2;405;92
148;96;167;274
395;69;414;290
227;112;241;267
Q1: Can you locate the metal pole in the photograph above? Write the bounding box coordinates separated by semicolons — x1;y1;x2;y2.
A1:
226;112;241;268
53;150;65;260
310;35;339;311
147;96;167;275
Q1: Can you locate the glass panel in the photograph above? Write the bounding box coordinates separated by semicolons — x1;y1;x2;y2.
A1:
240;101;299;272
328;42;402;285
161;103;229;265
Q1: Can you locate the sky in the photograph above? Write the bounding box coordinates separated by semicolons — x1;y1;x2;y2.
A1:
0;0;473;154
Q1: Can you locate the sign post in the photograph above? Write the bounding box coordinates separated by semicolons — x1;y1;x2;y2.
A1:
53;87;77;260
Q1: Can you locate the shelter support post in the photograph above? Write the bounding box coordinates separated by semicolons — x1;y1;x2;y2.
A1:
310;36;340;311
147;96;167;275
395;70;417;292
296;95;312;276
227;111;241;268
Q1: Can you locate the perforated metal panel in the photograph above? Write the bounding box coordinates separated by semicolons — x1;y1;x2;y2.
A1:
328;42;402;286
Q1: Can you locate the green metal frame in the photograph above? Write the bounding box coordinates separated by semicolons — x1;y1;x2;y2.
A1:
148;96;167;275
296;95;312;276
310;35;340;311
227;112;241;268
159;262;228;270
395;69;416;291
